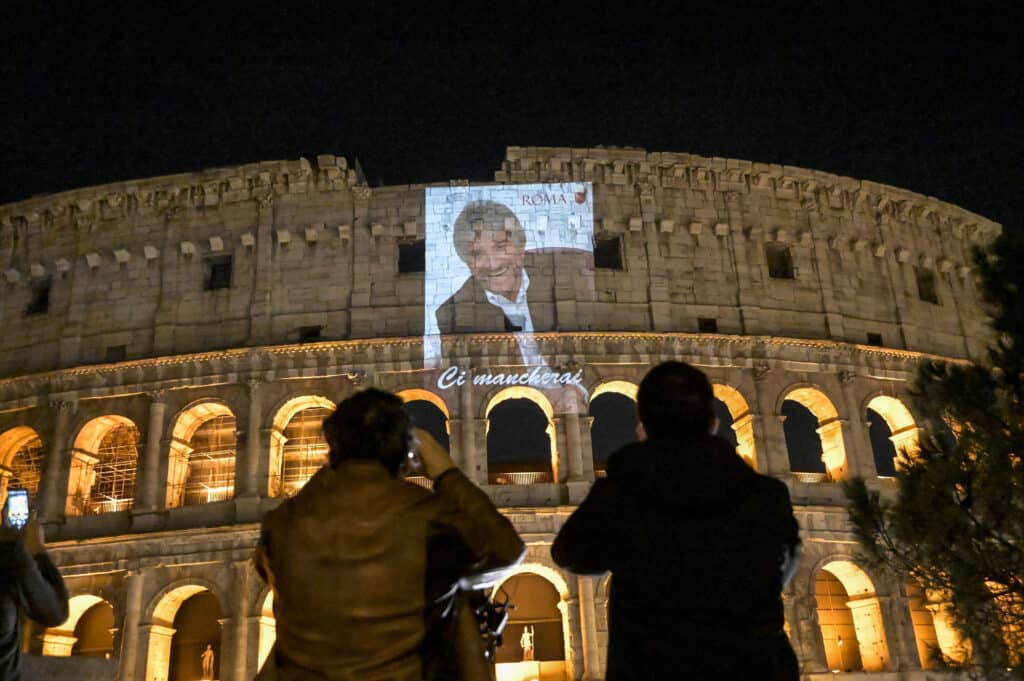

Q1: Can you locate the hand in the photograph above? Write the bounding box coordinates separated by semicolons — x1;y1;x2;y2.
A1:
22;513;46;556
413;428;457;481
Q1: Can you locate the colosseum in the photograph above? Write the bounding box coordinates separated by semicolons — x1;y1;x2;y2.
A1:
0;146;1000;680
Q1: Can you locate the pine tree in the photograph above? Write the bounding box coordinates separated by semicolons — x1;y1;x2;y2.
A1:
845;228;1024;680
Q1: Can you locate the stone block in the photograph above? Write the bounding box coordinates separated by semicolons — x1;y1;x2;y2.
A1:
143;245;160;260
179;241;196;257
240;233;255;248
30;263;46;278
113;249;131;265
85;252;103;269
3;268;20;283
209;236;224;252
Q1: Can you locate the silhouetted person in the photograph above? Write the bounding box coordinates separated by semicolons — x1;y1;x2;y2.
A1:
0;510;69;681
254;388;524;681
552;361;801;680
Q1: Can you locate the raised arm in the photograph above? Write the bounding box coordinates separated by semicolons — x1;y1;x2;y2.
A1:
13;516;69;627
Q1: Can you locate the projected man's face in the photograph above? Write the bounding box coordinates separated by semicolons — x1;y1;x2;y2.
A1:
466;229;526;301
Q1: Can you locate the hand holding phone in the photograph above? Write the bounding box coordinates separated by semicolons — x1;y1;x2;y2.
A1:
4;489;30;531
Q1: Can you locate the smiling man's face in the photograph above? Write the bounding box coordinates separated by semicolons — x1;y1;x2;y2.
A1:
466;228;526;301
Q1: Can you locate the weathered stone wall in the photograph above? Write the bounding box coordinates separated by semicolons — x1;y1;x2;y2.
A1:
0;148;999;379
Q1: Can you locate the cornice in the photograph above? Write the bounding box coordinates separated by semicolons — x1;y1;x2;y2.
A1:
0;332;968;410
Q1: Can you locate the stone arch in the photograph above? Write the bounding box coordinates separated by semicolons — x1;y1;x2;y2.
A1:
42;593;109;656
166;400;238;508
590;380;638;402
864;394;919;472
395;388;451;421
779;385;849;481
145;579;228;681
484;387;557;484
588;382;638;476
712;383;758;469
0;425;45;504
67;415;140;515
493;563;572;669
812;559;891;672
268;395;336;497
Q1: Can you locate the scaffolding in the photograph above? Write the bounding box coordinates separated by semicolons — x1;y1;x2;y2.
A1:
9;436;44;500
76;424;139;515
279;407;331;497
182;415;237;506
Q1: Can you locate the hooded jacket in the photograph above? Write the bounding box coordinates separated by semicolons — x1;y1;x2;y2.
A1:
551;434;800;680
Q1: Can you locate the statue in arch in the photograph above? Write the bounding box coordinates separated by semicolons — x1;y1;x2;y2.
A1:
201;643;215;679
520;624;535;661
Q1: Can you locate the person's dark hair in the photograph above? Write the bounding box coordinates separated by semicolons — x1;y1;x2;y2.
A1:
636;361;715;439
321;388;411;475
452;200;526;264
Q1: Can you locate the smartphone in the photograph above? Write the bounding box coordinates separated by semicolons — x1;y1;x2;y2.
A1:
4;489;29;530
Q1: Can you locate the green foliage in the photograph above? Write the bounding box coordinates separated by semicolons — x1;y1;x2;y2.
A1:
845;229;1024;679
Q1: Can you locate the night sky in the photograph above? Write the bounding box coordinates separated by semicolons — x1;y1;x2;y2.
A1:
3;3;1020;228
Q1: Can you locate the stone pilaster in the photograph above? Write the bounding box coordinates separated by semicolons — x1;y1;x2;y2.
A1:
117;569;145;681
235;380;264;521
577;575;602;680
40;400;75;523
558;591;585;681
136;391;168;512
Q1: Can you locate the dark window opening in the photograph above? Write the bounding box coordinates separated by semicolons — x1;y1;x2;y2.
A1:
766;243;795;279
867;408;898;477
782;399;825;474
298;325;323;343
697;317;718;333
398;239;425;273
915;267;939;304
590;392;637;475
205;256;233;290
594;236;623;270
866;332;883;346
25;278;52;316
105;345;127;363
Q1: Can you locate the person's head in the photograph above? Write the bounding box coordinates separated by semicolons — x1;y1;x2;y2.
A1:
321;388;412;475
453;200;527;300
636;361;715;440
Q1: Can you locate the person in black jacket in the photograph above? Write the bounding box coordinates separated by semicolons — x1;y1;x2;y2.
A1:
551;361;801;680
0;510;70;681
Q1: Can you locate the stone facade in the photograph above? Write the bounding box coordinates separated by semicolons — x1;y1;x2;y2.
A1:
0;147;997;680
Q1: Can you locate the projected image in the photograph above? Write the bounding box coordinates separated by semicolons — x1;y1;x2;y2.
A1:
423;183;594;381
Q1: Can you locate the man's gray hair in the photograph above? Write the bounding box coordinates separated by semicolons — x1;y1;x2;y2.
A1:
452;200;526;264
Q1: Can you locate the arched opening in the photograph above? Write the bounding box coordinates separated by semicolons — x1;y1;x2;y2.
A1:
67;416;140;515
73;601;115;657
782;388;848;481
494;571;567;679
167;402;237;508
712;384;757;468
487;396;553;485
589;391;636;477
0;426;44;506
403;398;450;451
42;594;113;657
865;396;919;476
815;561;890;672
168;591;222;681
269;396;335;497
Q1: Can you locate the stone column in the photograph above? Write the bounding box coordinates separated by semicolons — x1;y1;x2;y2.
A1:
225;561;255;681
240;379;263;497
576;576;602;680
136;391;168;513
552;417;568;483
816;419;850;481
142;623;177;681
790;590;828;673
235;380;264;521
750;368;790;475
40;400;75;523
447;417;463;469
459;381;483;483
883;589;921;671
846;595;893;672
117;569;145;681
249;193;275;345
837;371;876;479
564;411;584;482
557;594;585;681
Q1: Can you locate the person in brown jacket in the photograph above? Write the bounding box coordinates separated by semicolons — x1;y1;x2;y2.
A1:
254;388;525;681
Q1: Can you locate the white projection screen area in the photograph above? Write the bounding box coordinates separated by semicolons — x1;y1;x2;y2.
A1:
423;183;595;380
